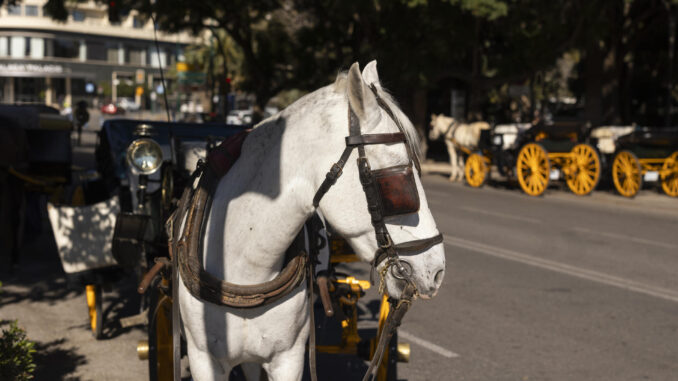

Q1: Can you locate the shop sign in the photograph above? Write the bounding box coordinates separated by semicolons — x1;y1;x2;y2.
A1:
0;63;64;74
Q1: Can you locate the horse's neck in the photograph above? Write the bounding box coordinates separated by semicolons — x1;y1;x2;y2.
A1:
203;91;342;285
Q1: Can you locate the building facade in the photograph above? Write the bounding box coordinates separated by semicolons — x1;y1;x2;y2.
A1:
0;0;196;109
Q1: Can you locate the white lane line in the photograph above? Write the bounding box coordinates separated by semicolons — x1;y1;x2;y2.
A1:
444;235;678;304
459;206;542;224
398;329;459;359
570;227;678;250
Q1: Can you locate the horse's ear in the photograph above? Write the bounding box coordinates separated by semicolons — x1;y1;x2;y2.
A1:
362;60;380;87
347;62;381;128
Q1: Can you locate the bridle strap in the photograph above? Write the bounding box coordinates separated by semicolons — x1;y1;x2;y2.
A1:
346;133;405;146
368;84;421;174
444;119;459;137
373;233;443;268
312;145;353;208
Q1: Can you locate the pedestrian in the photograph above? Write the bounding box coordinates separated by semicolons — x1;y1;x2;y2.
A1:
74;100;90;146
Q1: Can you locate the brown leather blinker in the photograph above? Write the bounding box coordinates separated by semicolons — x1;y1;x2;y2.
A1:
371;164;420;217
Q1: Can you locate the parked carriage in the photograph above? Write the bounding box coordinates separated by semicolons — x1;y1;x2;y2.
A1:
465;120;602;197
46;62;441;381
611;126;678;197
46;119;246;340
0;105;76;271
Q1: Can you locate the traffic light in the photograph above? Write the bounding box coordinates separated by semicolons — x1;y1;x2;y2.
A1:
108;1;121;24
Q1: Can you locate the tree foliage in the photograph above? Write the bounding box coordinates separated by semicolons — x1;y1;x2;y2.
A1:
4;0;676;124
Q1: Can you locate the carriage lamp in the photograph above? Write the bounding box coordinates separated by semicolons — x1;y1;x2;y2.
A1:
126;138;163;175
492;135;503;146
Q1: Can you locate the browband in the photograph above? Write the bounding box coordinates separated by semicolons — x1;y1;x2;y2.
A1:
346;133;405;146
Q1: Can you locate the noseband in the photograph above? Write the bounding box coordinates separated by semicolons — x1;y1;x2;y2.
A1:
312;84;443;296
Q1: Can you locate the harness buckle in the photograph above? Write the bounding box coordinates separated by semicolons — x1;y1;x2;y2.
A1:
328;163;343;180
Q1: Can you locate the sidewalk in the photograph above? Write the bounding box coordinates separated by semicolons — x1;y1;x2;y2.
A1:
0;221;148;381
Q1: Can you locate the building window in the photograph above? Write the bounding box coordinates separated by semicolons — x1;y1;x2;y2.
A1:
87;41;106;61
25;5;39;16
107;47;119;63
0;37;8;57
7;5;21;15
149;50;167;68
10;36;26;58
129;48;144;65
52;38;80;59
132;16;144;29
30;37;44;59
72;10;85;22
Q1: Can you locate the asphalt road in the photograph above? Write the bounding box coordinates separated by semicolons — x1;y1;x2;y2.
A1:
2;130;678;380
393;175;678;381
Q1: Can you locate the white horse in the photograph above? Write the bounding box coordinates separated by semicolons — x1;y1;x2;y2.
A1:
179;61;446;381
428;114;490;181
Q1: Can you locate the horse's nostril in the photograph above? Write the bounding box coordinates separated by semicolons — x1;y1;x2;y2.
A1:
434;269;444;286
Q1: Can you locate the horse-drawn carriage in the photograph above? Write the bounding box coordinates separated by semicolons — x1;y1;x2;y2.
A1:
610;126;678;197
46;118;245;339
1;104;76;271
465;120;602;197
45;61;444;381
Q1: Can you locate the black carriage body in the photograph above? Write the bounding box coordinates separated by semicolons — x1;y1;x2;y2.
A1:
95;119;247;268
0;105;73;183
615;126;678;158
521;119;590;152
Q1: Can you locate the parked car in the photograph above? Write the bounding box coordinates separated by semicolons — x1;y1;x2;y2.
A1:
117;98;141;112
226;108;253;125
101;102;125;115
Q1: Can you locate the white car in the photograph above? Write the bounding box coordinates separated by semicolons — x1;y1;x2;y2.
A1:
227;109;253;125
117;98;141;111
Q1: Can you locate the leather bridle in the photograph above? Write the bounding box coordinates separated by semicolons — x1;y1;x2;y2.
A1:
311;84;442;380
313;84;442;293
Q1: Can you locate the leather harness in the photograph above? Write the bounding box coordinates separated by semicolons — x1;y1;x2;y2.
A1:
166;130;308;308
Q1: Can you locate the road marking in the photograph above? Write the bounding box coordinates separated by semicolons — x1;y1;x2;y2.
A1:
444;235;678;304
398;329;459;359
459;206;542;224
570;227;678;250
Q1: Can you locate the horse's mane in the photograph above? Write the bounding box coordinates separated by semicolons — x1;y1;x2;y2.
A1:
333;72;422;164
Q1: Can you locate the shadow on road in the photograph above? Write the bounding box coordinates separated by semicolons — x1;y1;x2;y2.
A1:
32;338;88;381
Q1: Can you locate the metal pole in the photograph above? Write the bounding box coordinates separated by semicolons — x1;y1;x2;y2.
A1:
667;2;675;127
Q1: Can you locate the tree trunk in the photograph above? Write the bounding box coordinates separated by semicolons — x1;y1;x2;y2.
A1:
412;88;429;158
467;17;482;120
584;39;604;126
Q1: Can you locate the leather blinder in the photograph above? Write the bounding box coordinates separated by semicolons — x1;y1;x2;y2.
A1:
371;164;420;217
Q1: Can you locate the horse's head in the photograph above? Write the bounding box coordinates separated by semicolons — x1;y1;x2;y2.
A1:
428;114;454;141
317;61;445;300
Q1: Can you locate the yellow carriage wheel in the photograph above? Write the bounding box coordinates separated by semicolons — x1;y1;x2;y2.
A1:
149;294;173;381
612;150;642;198
465;153;488;188
86;284;103;339
565;144;601;196
516;143;550;196
660;151;678;197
